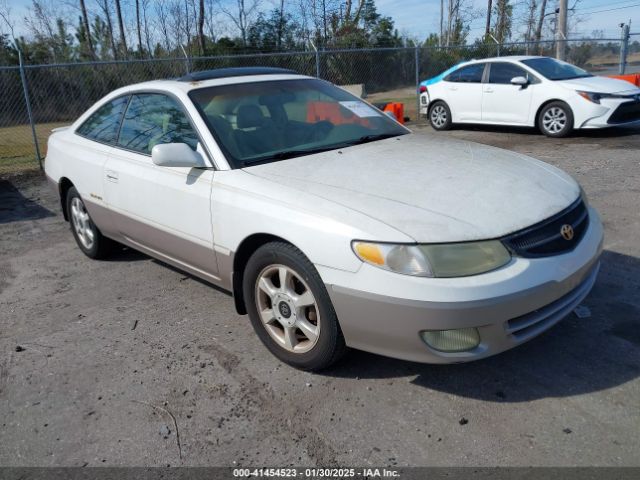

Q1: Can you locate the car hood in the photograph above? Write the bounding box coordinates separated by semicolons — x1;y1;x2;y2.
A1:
243;134;580;243
557;75;640;94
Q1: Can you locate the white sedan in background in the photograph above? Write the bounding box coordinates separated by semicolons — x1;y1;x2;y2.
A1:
420;56;640;137
45;68;603;370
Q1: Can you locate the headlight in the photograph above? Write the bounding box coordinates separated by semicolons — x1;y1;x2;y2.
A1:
576;91;626;104
352;240;511;278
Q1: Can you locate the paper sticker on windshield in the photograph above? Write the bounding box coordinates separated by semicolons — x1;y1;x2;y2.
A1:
339;101;381;118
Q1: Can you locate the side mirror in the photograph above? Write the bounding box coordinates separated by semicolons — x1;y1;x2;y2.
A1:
151;143;205;168
510;76;529;86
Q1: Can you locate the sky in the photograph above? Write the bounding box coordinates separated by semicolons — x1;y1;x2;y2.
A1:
3;0;639;43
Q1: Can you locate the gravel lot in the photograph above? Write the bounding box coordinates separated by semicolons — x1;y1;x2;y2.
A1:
1;124;639;467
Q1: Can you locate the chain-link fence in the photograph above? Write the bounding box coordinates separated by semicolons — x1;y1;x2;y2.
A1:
1;37;635;175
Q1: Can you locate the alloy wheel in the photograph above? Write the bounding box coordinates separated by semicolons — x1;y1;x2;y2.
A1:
431;105;447;128
70;197;95;250
255;264;320;354
542;107;567;134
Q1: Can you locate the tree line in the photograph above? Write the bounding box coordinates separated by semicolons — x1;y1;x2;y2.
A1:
0;0;403;65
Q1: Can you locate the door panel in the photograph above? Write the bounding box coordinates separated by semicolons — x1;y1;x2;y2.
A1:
482;62;535;124
443;63;485;122
103;92;218;277
104;149;218;277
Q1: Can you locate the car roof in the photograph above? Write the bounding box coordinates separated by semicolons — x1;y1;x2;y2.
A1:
463;55;546;65
109;67;312;97
177;67;296;82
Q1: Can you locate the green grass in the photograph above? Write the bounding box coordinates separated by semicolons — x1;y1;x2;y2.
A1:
366;94;420;123
0;122;68;174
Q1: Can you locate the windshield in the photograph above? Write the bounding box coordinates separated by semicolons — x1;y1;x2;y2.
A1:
188;78;408;168
521;57;593;81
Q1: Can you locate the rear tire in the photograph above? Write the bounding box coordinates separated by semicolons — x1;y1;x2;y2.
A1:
66;187;113;259
242;242;347;371
538;101;573;138
429;101;452;131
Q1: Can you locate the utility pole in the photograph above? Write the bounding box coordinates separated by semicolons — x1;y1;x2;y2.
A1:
556;0;568;60
619;22;630;74
485;0;493;39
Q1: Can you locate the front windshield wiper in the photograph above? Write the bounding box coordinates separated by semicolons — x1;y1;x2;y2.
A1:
556;74;594;80
240;133;407;167
342;132;405;146
240;145;342;166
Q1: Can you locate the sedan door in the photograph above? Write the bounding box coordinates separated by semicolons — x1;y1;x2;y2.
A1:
103;93;219;280
441;63;486;122
481;62;536;124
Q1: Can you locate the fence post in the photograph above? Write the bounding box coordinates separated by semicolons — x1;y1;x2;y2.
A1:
619;24;630;75
18;50;42;171
414;45;420;123
309;40;321;78
180;45;190;75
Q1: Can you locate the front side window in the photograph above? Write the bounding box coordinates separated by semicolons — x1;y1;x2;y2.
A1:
488;63;531;84
76;96;129;144
521;57;592;81
188;78;408;168
118;93;199;155
446;63;485;83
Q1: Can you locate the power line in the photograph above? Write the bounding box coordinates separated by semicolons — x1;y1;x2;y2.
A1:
577;0;640;8
575;2;640;12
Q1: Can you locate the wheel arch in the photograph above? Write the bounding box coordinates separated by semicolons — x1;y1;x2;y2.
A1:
231;233;299;315
58;177;75;221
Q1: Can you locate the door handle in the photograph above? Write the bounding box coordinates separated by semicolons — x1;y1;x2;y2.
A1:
449;86;458;91
106;170;119;183
484;88;494;93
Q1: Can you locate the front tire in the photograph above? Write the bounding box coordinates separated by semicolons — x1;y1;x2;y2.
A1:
242;242;347;371
538;101;573;137
66;187;113;259
429;101;452;131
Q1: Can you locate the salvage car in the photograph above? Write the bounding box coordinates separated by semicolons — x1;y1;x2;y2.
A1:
419;56;640;137
45;67;603;370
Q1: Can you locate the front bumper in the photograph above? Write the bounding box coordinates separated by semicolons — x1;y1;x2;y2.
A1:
325;207;604;364
578;98;640;128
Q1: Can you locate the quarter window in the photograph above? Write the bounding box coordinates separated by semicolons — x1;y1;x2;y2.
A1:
117;94;199;155
488;63;531;84
446;64;485;83
76;96;128;144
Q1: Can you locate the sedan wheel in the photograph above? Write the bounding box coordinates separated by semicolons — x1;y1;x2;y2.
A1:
538;102;573;138
243;242;347;370
429;101;452;131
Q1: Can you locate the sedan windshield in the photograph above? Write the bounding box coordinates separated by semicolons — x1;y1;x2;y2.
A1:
521;57;593;81
189;78;408;168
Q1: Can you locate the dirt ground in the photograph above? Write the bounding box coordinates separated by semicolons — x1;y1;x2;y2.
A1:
1;124;639;467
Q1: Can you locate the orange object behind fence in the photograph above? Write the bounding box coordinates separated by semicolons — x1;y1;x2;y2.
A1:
306;101;371;127
382;102;405;124
608;74;640;87
306;101;406;126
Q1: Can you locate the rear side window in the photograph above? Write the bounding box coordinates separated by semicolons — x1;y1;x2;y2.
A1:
117;93;199;155
488;63;530;84
446;64;485;83
76;96;129;144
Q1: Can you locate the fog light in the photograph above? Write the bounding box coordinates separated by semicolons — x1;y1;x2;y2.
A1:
421;328;480;352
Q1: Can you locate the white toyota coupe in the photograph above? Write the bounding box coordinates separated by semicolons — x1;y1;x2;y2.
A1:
419;56;640;137
45;67;603;370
